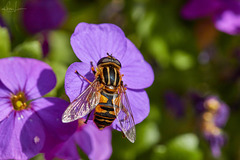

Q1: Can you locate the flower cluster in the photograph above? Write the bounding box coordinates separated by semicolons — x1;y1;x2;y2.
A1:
0;57;77;159
191;94;229;157
65;22;154;131
181;0;240;35
0;57;113;159
201;96;229;157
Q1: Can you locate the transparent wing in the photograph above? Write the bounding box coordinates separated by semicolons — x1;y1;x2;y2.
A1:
113;85;136;143
62;79;101;123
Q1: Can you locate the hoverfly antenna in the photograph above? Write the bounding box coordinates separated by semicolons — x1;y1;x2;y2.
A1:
107;53;114;59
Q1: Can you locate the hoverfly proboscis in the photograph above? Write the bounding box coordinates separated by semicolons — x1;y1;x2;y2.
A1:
62;54;136;143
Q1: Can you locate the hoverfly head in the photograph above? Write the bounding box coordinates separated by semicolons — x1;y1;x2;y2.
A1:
97;53;122;68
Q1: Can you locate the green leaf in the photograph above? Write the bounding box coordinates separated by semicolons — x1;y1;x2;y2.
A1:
12;41;42;59
166;133;203;160
171;50;194;70
151;145;167;160
48;30;77;65
137;11;156;39
169;133;199;150
0;27;11;58
148;37;170;67
136;121;161;152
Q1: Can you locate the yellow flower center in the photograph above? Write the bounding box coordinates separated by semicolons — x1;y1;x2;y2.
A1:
204;98;220;113
11;92;29;111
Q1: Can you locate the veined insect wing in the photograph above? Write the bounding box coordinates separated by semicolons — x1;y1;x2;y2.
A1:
62;79;101;123
113;85;136;143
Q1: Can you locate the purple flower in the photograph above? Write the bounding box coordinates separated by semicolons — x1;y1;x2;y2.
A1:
65;23;154;131
200;96;229;157
22;0;67;56
181;0;240;35
0;57;77;159
22;0;66;34
45;120;112;160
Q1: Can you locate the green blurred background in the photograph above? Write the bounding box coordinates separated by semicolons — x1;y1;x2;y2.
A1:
1;0;240;159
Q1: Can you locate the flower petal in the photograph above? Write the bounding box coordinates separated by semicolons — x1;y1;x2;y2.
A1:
120;39;154;89
65;62;95;102
0;57;56;99
75;121;112;160
214;10;240;35
0;80;13;122
181;0;221;19
112;89;150;130
120;39;145;66
0;111;45;159
29;98;78;153
23;0;66;34
121;60;154;89
71;22;127;64
44;138;79;160
214;102;229;128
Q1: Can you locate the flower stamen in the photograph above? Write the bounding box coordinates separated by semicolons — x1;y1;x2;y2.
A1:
11;92;29;111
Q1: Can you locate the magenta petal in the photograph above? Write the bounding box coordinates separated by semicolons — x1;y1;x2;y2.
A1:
29;98;78;153
214;10;240;35
112;89;150;130
65;62;95;102
71;22;127;64
0;57;56;99
75;121;112;159
44;138;79;160
181;0;221;19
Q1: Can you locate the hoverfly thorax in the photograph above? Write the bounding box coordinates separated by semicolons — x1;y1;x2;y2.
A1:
97;55;122;91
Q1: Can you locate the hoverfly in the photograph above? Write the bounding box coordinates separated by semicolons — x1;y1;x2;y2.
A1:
62;54;136;143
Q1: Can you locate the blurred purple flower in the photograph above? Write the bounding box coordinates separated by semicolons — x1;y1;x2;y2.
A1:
201;96;229;157
0;57;77;159
22;0;67;56
45;120;112;160
204;133;226;158
23;0;66;34
65;23;154;131
181;0;240;35
164;91;185;118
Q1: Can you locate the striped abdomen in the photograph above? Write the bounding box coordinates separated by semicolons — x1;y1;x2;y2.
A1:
94;91;118;130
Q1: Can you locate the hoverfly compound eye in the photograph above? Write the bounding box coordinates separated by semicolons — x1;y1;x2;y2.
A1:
114;59;121;67
97;55;121;68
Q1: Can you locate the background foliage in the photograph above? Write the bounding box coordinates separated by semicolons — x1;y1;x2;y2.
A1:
0;0;239;159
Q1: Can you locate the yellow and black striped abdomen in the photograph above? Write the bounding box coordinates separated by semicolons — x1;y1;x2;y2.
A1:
94;91;118;130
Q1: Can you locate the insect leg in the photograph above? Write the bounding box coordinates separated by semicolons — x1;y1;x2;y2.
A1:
90;62;96;75
84;111;92;124
122;131;126;138
75;70;92;84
